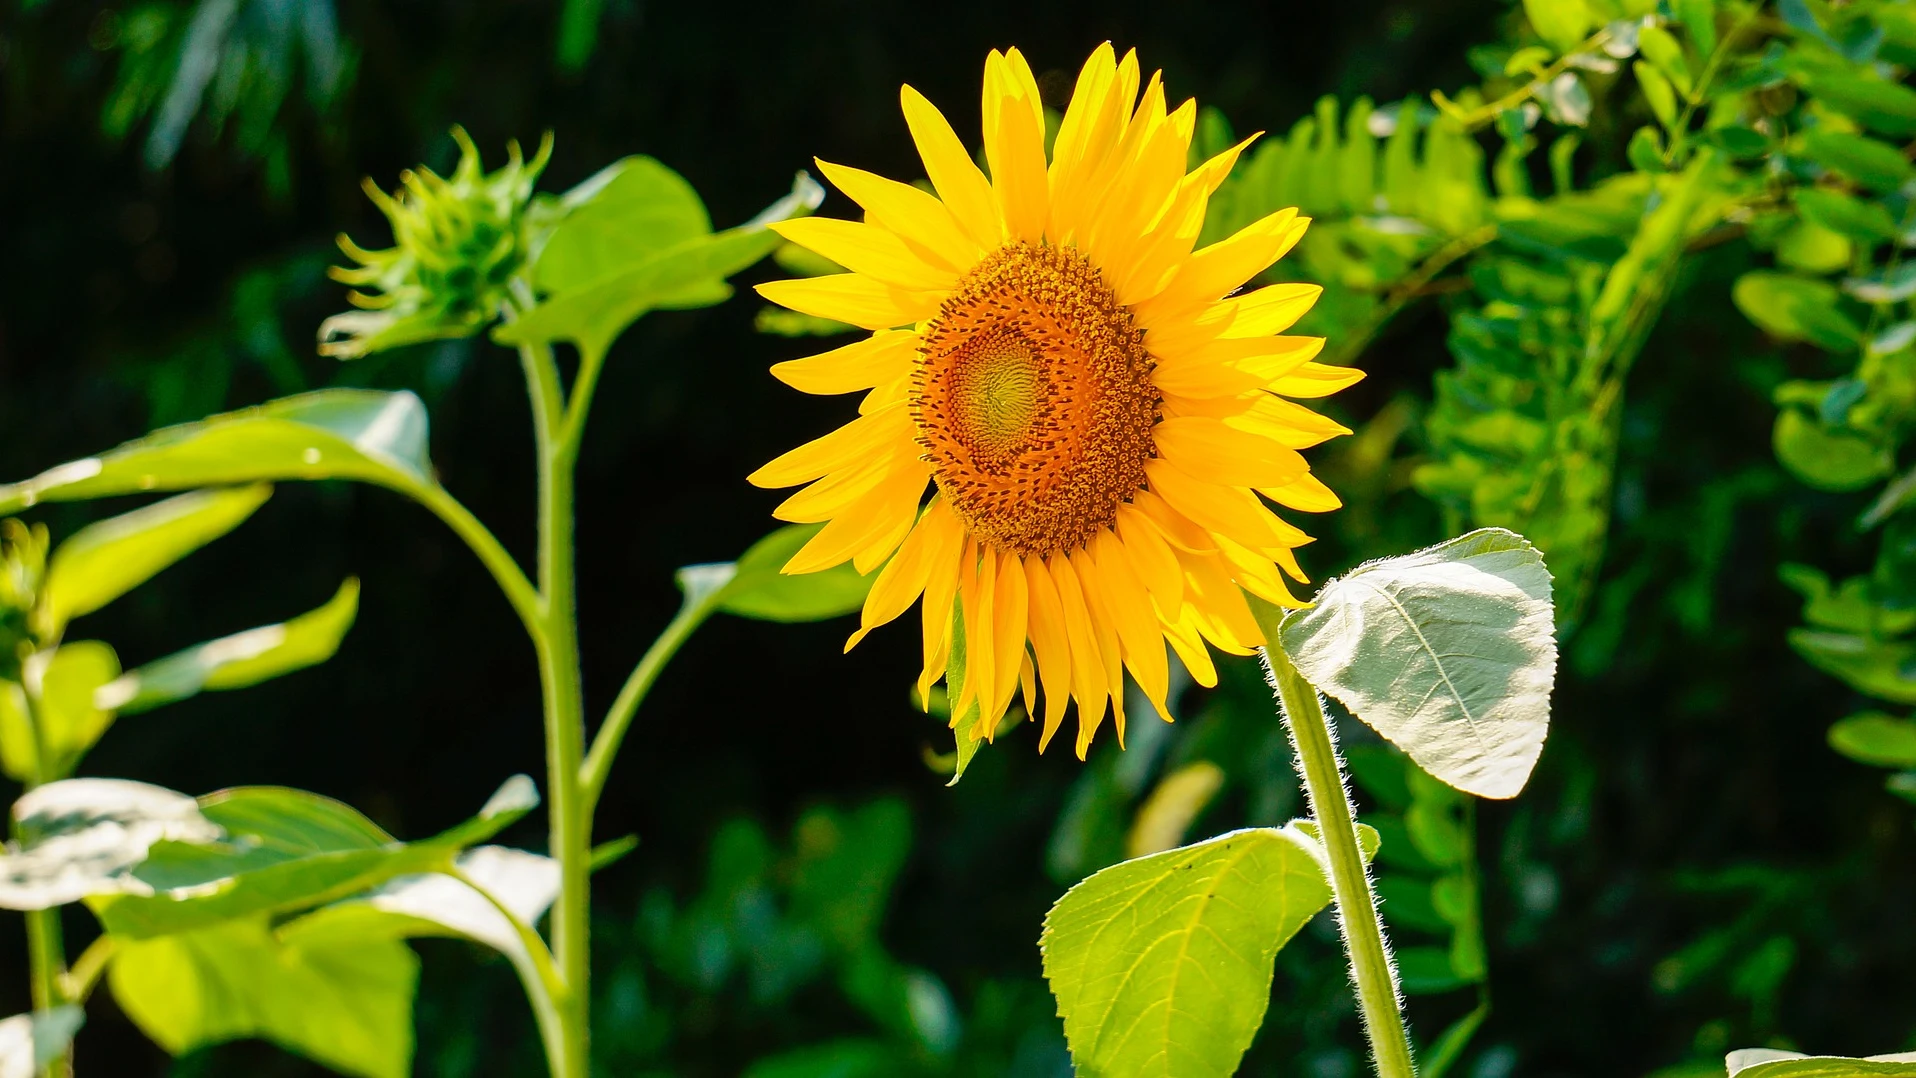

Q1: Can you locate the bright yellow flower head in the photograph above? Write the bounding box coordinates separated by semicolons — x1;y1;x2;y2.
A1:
751;44;1361;759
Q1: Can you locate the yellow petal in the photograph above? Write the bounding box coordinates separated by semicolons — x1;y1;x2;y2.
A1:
755;274;937;331
988;548;1029;732
781;461;927;575
1072;547;1129;751
1239;394;1355;449
901;84;1002;249
846;501;951;651
1271;361;1366;398
1048;44;1121;240
815;159;983;272
748;402;911;488
1222;282;1322;337
1217;533;1307;608
1114;503;1184;611
771;330;919;396
1023;557;1075;752
1131;487;1217;554
1155;416;1310;488
1047;554;1109;755
773;447;904;523
770;218;957;292
1259;472;1342;513
918;527;963;707
1147;458;1304;555
1162;611;1218;688
1091;529;1172;724
1136;208;1308;326
984;55;1050;244
957;544;995;725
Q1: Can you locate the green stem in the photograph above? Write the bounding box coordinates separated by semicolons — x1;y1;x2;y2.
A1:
579;589;719;815
448;864;568;1069
1257;620;1416;1078
18;686;72;1078
59;935;115;1005
413;483;543;637
521;338;591;1078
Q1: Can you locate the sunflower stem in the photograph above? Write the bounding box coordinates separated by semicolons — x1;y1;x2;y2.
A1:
521;336;592;1078
1251;596;1417;1078
18;689;74;1078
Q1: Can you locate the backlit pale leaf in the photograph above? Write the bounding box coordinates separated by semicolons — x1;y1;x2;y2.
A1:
0;1007;83;1078
709;523;873;622
1726;1049;1916;1077
0;779;219;910
1279;528;1557;799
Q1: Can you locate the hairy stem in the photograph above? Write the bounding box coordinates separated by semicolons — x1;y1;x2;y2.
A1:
19;690;72;1078
1254;605;1416;1078
521;338;591;1078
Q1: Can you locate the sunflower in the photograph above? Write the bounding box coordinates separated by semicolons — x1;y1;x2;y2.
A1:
750;44;1361;759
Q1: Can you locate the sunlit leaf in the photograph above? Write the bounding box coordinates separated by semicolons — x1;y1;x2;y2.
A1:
1788;629;1916;704
1523;0;1591;52
1773;410;1890;492
1800;131;1916;193
533;156;711;294
109;916;416;1078
0;391;436;516
709;524;874;622
97;579;361;715
1828;712;1916;768
0;1006;83;1078
1733;272;1863;350
1280;528;1557;799
26;641;121;777
0;779;220;910
1726;1049;1916;1077
1800;73;1916;137
1795;189;1899;244
497;171;824;360
1041;823;1345;1078
40;486;271;634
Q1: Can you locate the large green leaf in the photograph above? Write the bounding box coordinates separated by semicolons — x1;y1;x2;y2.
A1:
39;485;271;634
498;171;824;359
710;524;874;622
1280;528;1558;799
97;579;361;715
0;390;436;515
0;779;220;909
1040;823;1343;1078
1828;712;1916;768
532;155;712;294
98;774;537;938
0;1006;83;1078
25;640;121;778
1726;1049;1916;1077
109;916;417;1078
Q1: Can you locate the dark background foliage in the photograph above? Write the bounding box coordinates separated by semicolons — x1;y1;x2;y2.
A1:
2;0;1912;1075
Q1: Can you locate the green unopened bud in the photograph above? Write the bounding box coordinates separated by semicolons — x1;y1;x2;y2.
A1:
0;521;47;677
320;126;553;359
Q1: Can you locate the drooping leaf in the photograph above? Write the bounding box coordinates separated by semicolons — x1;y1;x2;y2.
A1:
1040;823;1347;1078
497;171;824;359
287;845;558;977
96;578;361;715
0;779;220;910
1828;712;1916;768
1773;409;1891;492
0;1006;83;1078
1725;1049;1916;1077
26;641;121;777
708;523;874;622
39;485;272;634
1278;528;1558;799
0;391;436;516
109;916;417;1078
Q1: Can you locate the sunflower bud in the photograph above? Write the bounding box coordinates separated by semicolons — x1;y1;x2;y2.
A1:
0;521;48;678
319;126;553;359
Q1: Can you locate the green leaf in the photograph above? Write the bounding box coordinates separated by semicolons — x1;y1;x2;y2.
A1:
1676;0;1718;57
1280;528;1558;799
741;1039;903;1078
0;779;221;910
0;390;436;516
1828;712;1916;768
1635;61;1679;130
944;598;986;785
710;524;874;622
496;171;824;360
94;774;535;938
533;156;712;294
1795;189;1899;245
286;845;557;976
0;1006;84;1078
40;486;271;634
1800;131;1916;193
1801;74;1916;137
1773;409;1889;492
98;579;360;716
1788;629;1916;704
109;916;416;1078
1733;272;1863;350
1638;24;1694;95
1524;0;1592;52
1725;1050;1916;1077
26;641;121;777
1040;823;1342;1078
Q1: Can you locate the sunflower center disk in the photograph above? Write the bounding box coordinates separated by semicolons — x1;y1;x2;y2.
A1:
914;243;1160;558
